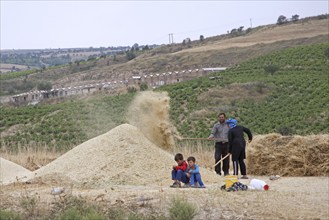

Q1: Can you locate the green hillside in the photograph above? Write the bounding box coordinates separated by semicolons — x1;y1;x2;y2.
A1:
0;94;135;151
0;44;328;151
158;43;329;137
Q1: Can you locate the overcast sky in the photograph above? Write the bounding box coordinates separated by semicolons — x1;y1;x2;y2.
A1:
1;0;328;50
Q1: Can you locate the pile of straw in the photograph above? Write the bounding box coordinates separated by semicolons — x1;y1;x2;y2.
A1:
0;157;33;184
246;133;329;176
32;124;219;188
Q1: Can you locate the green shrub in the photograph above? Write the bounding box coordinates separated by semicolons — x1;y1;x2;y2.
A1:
107;208;126;220
57;208;82;220
0;209;22;220
51;196;105;220
106;207;166;220
277;126;294;136
57;207;105;220
139;83;148;91
19;195;39;219
128;86;137;93
168;197;197;220
263;64;280;75
37;81;52;91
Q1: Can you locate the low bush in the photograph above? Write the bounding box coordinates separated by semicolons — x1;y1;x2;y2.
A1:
168;197;197;220
0;209;22;220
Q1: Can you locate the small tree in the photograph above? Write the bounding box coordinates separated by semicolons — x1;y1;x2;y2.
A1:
126;51;136;60
230;28;238;35
142;45;149;50
277;15;288;25
139;83;148;91
199;35;204;42
132;43;139;51
37;81;52;91
182;38;191;45
292;14;299;22
127;86;137;93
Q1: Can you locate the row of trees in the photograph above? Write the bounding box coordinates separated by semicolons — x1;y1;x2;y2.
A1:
277;14;328;25
277;14;300;25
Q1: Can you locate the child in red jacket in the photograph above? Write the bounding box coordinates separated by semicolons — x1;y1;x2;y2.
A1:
170;153;189;188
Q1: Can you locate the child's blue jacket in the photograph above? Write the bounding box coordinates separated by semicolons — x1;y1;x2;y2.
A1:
189;164;200;174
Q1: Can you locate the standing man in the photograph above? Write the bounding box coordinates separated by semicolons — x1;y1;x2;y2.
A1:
208;113;230;176
226;118;252;179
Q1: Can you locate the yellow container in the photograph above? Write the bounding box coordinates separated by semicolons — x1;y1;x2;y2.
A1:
225;175;238;188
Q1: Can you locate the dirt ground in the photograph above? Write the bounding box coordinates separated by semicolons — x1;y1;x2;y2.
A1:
1;176;328;219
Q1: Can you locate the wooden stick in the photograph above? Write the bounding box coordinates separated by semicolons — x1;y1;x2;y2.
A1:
213;153;231;167
180;137;228;142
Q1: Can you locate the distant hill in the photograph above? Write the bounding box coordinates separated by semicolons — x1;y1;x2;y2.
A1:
0;45;158;70
0;15;328;97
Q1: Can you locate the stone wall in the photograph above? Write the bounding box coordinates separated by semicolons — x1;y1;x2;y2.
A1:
10;67;226;104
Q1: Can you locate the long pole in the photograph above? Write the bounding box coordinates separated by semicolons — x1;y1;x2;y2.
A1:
179;137;228;142
213;153;231;167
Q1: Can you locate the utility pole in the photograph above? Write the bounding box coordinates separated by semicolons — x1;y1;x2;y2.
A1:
250;18;252;28
169;33;174;44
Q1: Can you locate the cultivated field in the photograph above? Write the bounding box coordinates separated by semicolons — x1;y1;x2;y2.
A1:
0;63;30;73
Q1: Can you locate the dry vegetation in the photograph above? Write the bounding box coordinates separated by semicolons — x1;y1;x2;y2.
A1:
178;19;328;53
247;133;329;176
1;91;328;219
1;147;63;171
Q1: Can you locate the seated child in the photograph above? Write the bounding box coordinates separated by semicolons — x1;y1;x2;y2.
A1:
186;156;205;188
171;153;189;188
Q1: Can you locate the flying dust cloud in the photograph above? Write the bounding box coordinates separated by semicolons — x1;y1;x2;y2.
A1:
127;91;178;150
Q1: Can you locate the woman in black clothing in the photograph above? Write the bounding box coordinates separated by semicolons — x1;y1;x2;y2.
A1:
226;118;252;179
